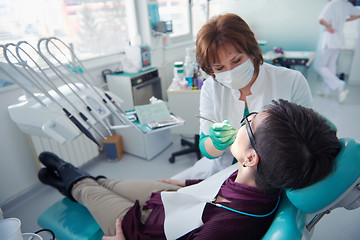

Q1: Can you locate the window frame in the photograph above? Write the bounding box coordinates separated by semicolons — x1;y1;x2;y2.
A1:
0;0;197;91
137;0;194;49
160;0;194;45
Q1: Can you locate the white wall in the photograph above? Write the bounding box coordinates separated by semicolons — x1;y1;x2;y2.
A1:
209;0;326;52
207;0;360;83
349;22;360;84
0;87;39;205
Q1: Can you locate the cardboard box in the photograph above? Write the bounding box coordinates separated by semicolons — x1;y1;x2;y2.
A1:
103;135;124;161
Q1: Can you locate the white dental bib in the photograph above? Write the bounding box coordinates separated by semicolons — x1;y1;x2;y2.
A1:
161;164;238;239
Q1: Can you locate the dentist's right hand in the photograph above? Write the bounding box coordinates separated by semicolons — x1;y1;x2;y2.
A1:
209;120;238;151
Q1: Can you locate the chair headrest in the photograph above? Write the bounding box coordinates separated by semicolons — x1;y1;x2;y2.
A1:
286;138;360;213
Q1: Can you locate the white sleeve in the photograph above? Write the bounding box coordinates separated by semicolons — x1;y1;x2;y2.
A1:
347;3;360;16
291;71;313;109
199;79;215;136
318;3;332;22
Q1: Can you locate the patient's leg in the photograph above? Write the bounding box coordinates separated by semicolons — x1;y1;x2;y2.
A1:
96;178;181;206
72;178;134;235
72;178;181;235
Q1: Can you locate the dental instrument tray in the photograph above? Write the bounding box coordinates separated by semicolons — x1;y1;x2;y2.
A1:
147;114;184;129
133;101;184;131
124;110;184;133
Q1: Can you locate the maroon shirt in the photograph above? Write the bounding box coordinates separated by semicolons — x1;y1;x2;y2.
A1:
122;172;280;239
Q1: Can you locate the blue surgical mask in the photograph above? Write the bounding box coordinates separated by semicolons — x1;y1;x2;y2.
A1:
214;59;254;89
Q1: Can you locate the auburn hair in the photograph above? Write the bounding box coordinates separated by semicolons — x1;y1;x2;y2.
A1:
196;13;263;77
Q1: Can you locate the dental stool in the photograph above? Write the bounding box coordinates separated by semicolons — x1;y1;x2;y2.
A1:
38;198;103;240
263;138;360;240
169;134;202;163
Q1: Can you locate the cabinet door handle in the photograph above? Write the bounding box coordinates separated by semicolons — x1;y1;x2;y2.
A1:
135;77;160;90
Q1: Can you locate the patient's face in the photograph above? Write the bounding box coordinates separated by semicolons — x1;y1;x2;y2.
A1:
230;112;266;162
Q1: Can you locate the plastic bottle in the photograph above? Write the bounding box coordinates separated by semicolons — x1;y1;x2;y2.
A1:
184;48;193;87
173;61;184;81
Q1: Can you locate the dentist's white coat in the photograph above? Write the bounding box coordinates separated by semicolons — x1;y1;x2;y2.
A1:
172;63;312;180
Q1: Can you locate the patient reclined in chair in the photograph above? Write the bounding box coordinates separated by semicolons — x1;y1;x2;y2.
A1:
38;136;360;240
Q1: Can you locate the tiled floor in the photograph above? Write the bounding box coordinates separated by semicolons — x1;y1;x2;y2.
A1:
3;71;360;239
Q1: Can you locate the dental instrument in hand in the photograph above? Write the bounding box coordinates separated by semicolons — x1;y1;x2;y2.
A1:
195;115;238;130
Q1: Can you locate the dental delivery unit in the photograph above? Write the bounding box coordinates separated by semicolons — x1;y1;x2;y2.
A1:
1;37;136;148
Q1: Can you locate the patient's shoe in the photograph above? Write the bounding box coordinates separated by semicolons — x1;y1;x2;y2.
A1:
39;151;67;172
38;168;67;196
39;151;94;201
338;89;349;104
58;164;93;202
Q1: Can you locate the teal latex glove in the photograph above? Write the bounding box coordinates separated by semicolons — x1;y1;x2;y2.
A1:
199;132;217;159
209;120;238;151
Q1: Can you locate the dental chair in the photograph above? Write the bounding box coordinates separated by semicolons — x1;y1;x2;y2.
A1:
263;137;360;239
38;138;360;240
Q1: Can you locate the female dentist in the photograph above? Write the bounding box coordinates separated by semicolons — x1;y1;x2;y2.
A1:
172;13;313;180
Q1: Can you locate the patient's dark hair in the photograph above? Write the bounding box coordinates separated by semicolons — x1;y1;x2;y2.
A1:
254;99;340;191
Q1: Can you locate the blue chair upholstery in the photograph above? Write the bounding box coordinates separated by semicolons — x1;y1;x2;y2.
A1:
262;192;306;240
263;138;360;240
38;198;104;240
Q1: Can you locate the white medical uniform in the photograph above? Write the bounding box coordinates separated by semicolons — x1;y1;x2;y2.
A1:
172;63;312;180
318;0;360;94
